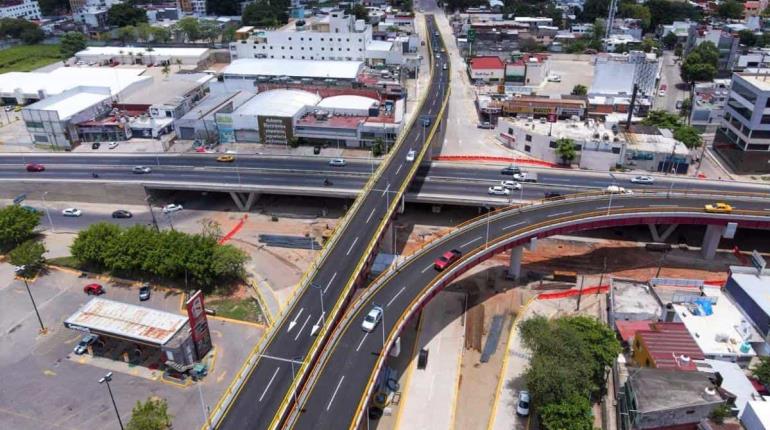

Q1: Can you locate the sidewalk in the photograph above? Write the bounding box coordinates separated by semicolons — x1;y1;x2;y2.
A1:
396;290;465;430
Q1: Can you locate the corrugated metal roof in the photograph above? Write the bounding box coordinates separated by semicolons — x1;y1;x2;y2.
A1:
470;56;504;70
64;298;188;346
637;322;704;370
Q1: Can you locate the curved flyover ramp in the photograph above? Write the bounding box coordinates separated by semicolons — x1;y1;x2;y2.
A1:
286;190;770;430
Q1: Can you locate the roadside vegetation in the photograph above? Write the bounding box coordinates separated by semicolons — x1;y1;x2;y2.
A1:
641;110;702;149
127;397;172;430
206;297;262;323
0;205;47;277
517;315;621;430
0;44;61;73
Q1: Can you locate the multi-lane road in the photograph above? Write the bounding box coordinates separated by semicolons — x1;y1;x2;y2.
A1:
289;192;770;429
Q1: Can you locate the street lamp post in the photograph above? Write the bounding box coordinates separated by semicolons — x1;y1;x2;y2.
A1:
41;191;55;233
485;206;491;249
99;372;124;430
15;265;46;333
197;380;211;430
145;195;159;232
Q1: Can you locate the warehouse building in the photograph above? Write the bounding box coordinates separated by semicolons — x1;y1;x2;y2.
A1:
219;58;365;91
74;46;211;67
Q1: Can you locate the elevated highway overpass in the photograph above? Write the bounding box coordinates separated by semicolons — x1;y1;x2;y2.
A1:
286;190;770;430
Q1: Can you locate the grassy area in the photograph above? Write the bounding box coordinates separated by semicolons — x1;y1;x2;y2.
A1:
47;255;83;270
206;298;263;323
0;44;61;73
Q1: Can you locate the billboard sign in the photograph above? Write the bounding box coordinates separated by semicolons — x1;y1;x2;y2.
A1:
186;290;212;359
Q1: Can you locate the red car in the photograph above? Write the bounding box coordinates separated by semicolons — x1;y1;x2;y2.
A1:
83;283;105;295
26;163;45;172
434;249;462;271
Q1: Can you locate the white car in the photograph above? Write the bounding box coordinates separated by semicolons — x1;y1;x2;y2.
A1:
488;186;511;196
107;141;119;150
512;173;527;181
658;89;666;97
162;204;183;214
329;158;346;167
362;306;384;332
547;74;561;82
500;180;522;190
605;185;633;194
132;166;151;174
630;175;654;184
406;149;416;162
516;390;530;416
62;208;82;217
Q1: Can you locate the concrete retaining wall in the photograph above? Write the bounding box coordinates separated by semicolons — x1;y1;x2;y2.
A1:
0;181;148;204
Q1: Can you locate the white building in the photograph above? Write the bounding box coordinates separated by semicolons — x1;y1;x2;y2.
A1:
602;34;639;53
591;51;660;99
742;401;770;429
229;9;404;66
690;79;730;132
217;59;364;92
73;6;108;31
0;0;41;20
74;46;211;66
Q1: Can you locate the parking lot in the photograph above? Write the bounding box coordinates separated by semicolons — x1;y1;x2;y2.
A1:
0;263;263;429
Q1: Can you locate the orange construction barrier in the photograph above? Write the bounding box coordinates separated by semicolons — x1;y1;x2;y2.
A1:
537;285;609;300
219;214;248;244
431;155;560;168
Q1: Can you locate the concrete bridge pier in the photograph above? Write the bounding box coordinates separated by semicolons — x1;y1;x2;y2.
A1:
229;192;259;212
508;238;538;279
700;223;737;260
648;224;679;242
398;195;405;214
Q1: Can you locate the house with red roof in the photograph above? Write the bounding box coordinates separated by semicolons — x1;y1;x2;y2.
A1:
469;56;505;82
632;322;705;371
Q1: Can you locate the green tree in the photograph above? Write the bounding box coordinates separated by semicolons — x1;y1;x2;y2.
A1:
679;97;692;117
674;44;683;58
619;3;651;30
211;244;248;281
221;25;237;43
161;63;170;79
71;222;121;268
555;138;577;165
579;0;609;22
681;42;719;82
241;0;290;27
176;16;201;42
710;404;731;424
107;3;148;27
0;205;41;250
126;397;172;430
136;22;153;44
590;18;606;42
752;356;770;385
151;26;171;43
118;25;137;44
372;137;385;157
739;29;758;47
540;395;594;430
206;0;240;15
199;20;220;44
60;31;87;60
38;0;70;16
662;32;678;50
351;4;370;22
642;109;682;128
571;84;588;96
20;27;44;44
641;37;658;53
8;240;46;276
673;125;702;149
645;0;701;31
718;0;744;19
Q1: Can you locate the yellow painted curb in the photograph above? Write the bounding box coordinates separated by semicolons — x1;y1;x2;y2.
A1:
448;334;464;430
486;297;535;430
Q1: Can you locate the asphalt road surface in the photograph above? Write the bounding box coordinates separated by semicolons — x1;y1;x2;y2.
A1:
290;192;770;429
212;15;450;430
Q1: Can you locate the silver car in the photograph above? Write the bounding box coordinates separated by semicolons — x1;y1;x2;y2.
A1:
133;166;152;174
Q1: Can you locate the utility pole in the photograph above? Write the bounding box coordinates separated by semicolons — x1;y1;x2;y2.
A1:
15;266;46;334
145;195;159;232
99;372;124;430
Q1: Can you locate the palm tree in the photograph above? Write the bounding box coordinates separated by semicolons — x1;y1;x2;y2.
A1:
161;63;170;80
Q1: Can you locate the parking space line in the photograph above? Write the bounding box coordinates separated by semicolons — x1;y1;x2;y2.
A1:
259;367;280;402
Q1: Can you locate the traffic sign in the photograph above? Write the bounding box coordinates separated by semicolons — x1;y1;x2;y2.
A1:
467;29;476;42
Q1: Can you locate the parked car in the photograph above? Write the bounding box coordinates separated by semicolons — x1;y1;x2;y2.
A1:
500;180;522;190
361;305;384;332
477;121;493;129
406;149;416;162
21;205;39;213
112;209;132;218
62;208;82;217
217;155;235;162
73;334;99;355
329;158;346;167
704;202;733;213
139;284;151;301
630;176;654;184
434;249;462;271
488;185;511;196
83;283;104;295
162;204;183;214
132;166;151;174
91;142;101;150
107;141;119;150
516;390;531;416
500;165;522;176
547;74;561;82
3;105;12;112
25;163;45;172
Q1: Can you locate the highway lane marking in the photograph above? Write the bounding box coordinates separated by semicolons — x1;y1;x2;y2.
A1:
326;376;346;411
650;204;676;207
386;286;407;308
382;184;390;197
422;263;434;273
356;332;369;352
502;221;526;231
366;208;376;224
323;272;337;294
294;313;312;341
346;237;359;256
598;205;624;210
460;236;482;248
287;308;304;332
546;211;573;218
395;163;403;175
259;367;280;402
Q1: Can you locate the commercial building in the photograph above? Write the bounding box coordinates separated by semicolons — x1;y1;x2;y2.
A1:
689;79;730;132
174;90;255;142
631;322;705;370
73;7;109;33
0;0;41;20
618;369;724;430
742;401;770;429
590;52;660;102
229;9;404;66
74;46;211;66
469;56;505;82
714;71;770;173
218;58;365;90
64;297;201;369
503;53;550;87
724;266;770;352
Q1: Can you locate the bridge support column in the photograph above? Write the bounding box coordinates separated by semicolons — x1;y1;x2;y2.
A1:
432;205;442;214
648;224;679;242
701;225;725;260
230;192;259;212
508;238;537;279
397;195;405;214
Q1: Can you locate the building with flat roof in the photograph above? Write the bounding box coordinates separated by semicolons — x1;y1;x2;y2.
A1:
0;0;41;19
74;46;211;66
742;400;770;429
632;322;705;371
672;286;761;366
690;79;731;133
116;73;212;120
470;56;505;82
610;279;662;324
175;90;255;142
618;368;724;430
725;266;770;350
219;58;365;91
701;359;759;415
64;297;198;367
